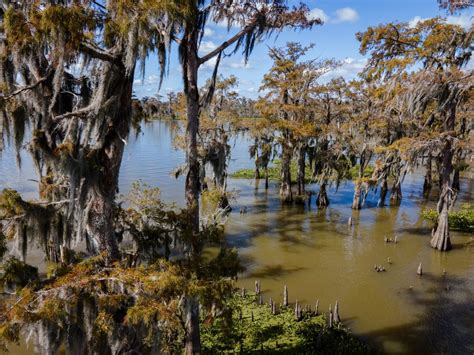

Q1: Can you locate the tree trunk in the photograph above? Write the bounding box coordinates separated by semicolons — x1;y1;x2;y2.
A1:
377;178;388;207
85;60;134;261
423;153;432;193
184;32;201;250
184;295;201;355
87;194;120;260
452;168;460;192
297;144;306;196
431;143;454;251
183;30;202;354
431;108;456;251
316;182;329;208
390;179;402;205
352;181;362;210
280;143;293;203
255;151;261;179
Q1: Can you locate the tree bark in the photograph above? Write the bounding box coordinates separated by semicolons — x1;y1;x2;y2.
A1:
85;60;134;261
280;142;293;203
390;179;402;205
431;141;454;251
184;295;201;355
297;144;306;196
352;181;362;210
431;108;456;251
316;182;329;208
377;178;388;207
423;153;432;193
182;29;202;354
255;149;261;179
183;31;201;250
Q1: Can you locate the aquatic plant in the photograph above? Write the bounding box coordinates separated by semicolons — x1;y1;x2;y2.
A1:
421;204;474;233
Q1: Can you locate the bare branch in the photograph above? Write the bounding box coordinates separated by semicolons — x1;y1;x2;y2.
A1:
1;75;49;100
199;24;255;65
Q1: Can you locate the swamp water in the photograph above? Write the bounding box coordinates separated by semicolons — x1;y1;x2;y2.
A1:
1;120;473;354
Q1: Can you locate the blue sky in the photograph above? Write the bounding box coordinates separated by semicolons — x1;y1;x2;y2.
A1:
132;0;473;99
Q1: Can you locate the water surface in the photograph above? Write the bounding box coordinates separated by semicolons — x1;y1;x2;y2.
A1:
1;120;473;354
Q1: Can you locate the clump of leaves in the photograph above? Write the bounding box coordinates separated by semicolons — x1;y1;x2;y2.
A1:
0;257;39;291
0;189;25;218
421;204;474;233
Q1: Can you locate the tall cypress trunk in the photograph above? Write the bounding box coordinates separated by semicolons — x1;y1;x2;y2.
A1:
316;182;329;208
297;144;306;196
352;181;362;210
280;142;293;203
431;108;455;251
184;31;201;249
182;29;201;355
377;178;388;207
423;153;432;193
390;179;402;205
184;295;200;355
85;60;134;261
352;151;369;210
255;159;261;179
254;141;261;179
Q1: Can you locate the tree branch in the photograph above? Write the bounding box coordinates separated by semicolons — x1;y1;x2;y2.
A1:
1;75;49;100
80;42;119;63
198;23;255;65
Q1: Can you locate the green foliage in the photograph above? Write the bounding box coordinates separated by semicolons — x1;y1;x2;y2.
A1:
0;257;39;291
231;161;373;182
231;160;310;182
348;164;375;179
0;189;24;218
421;204;474;233
201;292;375;354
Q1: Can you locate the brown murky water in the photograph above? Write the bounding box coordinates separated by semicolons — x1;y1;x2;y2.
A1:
1;120;473;354
227;179;473;354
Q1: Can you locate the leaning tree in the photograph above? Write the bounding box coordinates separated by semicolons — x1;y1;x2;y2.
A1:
358;18;473;250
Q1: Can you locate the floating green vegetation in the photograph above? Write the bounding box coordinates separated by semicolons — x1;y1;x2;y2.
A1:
421;204;474;233
201;292;375;354
230;160;312;182
230;161;374;182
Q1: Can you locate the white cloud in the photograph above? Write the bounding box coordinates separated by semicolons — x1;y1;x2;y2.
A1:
446;14;473;28
308;8;329;23
228;59;252;69
321;58;367;81
204;28;214;37
309;7;359;24
134;74;160;86
199;41;217;54
408;16;428;28
409;14;473;29
333;7;359;23
202;56;218;69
